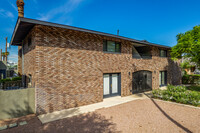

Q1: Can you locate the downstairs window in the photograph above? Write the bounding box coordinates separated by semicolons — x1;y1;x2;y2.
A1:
159;71;167;86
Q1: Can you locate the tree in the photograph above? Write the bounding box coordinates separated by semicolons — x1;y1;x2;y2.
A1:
1;52;9;61
180;61;194;69
171;25;200;68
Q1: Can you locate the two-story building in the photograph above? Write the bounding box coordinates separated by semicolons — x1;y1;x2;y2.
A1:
11;17;181;114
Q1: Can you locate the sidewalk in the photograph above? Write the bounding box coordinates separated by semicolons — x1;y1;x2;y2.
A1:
38;92;149;124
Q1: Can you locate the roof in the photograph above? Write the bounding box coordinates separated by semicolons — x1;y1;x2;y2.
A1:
0;61;7;70
10;17;171;49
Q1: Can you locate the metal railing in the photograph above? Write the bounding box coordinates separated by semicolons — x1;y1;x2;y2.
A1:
0;80;23;90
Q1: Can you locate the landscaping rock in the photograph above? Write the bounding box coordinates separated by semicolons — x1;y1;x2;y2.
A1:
0;125;7;131
19;121;27;126
9;123;17;128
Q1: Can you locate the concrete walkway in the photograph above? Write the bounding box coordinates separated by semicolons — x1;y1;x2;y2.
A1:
38;92;149;124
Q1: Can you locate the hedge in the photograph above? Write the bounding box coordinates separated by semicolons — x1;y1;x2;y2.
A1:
182;74;200;85
0;77;22;83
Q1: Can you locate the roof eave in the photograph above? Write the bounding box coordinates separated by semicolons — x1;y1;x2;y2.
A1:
10;17;171;49
10;17;21;46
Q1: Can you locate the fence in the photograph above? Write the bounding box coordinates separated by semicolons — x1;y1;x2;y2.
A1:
0;88;35;120
0;80;22;90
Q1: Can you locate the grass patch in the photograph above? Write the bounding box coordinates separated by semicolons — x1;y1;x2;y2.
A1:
152;85;200;107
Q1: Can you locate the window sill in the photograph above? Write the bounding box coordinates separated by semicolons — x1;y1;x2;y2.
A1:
103;51;121;54
160;56;168;58
159;84;167;87
132;57;152;59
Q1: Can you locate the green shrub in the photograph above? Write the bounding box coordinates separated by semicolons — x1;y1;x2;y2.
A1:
182;74;200;84
152;85;200;106
11;77;22;81
0;78;12;83
0;77;22;83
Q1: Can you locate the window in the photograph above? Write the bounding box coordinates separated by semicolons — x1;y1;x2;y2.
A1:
103;40;121;53
160;49;167;57
159;71;167;86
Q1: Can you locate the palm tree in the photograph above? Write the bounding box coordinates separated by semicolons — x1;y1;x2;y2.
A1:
2;52;9;61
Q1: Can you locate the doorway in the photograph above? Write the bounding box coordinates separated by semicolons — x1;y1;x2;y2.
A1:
132;70;152;93
103;73;121;98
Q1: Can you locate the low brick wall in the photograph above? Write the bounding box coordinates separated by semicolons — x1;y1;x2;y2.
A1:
0;88;35;120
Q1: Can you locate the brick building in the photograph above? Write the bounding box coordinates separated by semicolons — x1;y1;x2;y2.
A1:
11;17;181;114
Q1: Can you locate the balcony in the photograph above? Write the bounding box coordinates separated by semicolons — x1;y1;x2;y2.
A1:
132;46;152;59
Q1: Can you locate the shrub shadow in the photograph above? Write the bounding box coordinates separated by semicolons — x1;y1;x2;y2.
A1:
2;101;34;119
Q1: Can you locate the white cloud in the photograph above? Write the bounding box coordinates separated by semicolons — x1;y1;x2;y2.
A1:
9;1;18;12
8;53;18;62
9;54;18;59
38;0;84;21
0;9;14;18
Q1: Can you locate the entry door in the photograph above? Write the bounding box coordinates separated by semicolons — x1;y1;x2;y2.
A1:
132;71;152;93
103;73;120;98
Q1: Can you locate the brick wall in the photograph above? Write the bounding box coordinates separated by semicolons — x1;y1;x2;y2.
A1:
23;25;181;114
23;27;37;87
18;46;22;76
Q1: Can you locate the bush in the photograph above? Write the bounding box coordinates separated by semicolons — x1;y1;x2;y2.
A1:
0;77;22;83
182;74;200;85
12;77;22;81
152;85;200;106
0;78;12;83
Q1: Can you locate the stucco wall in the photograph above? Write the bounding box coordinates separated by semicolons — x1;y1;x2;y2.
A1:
0;88;35;120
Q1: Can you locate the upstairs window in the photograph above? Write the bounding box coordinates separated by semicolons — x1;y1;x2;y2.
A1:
160;49;167;57
103;41;121;53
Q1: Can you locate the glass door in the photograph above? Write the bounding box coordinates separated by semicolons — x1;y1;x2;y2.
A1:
103;74;110;96
103;73;120;98
112;74;118;94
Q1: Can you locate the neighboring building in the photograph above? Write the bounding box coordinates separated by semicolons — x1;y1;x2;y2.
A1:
0;61;7;79
0;61;17;79
181;57;200;75
11;17;182;114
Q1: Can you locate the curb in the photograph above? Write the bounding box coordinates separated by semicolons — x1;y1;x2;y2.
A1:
152;98;200;110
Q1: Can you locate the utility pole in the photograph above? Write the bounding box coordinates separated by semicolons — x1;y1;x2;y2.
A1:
5;37;8;63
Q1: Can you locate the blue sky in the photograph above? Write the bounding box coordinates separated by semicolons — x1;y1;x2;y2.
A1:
0;0;200;63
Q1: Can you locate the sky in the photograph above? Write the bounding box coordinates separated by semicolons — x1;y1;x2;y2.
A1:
0;0;200;63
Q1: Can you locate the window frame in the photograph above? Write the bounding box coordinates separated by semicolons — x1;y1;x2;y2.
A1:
103;40;121;54
159;49;167;57
159;71;167;86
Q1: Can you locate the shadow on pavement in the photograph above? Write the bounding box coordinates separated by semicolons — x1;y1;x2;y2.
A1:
144;93;192;133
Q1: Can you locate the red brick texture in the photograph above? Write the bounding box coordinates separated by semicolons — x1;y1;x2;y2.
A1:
18;46;22;76
22;25;181;114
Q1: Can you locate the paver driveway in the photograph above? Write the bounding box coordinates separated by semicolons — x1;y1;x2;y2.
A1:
1;98;200;133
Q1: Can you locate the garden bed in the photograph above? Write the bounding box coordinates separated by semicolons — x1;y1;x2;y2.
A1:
152;85;200;107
